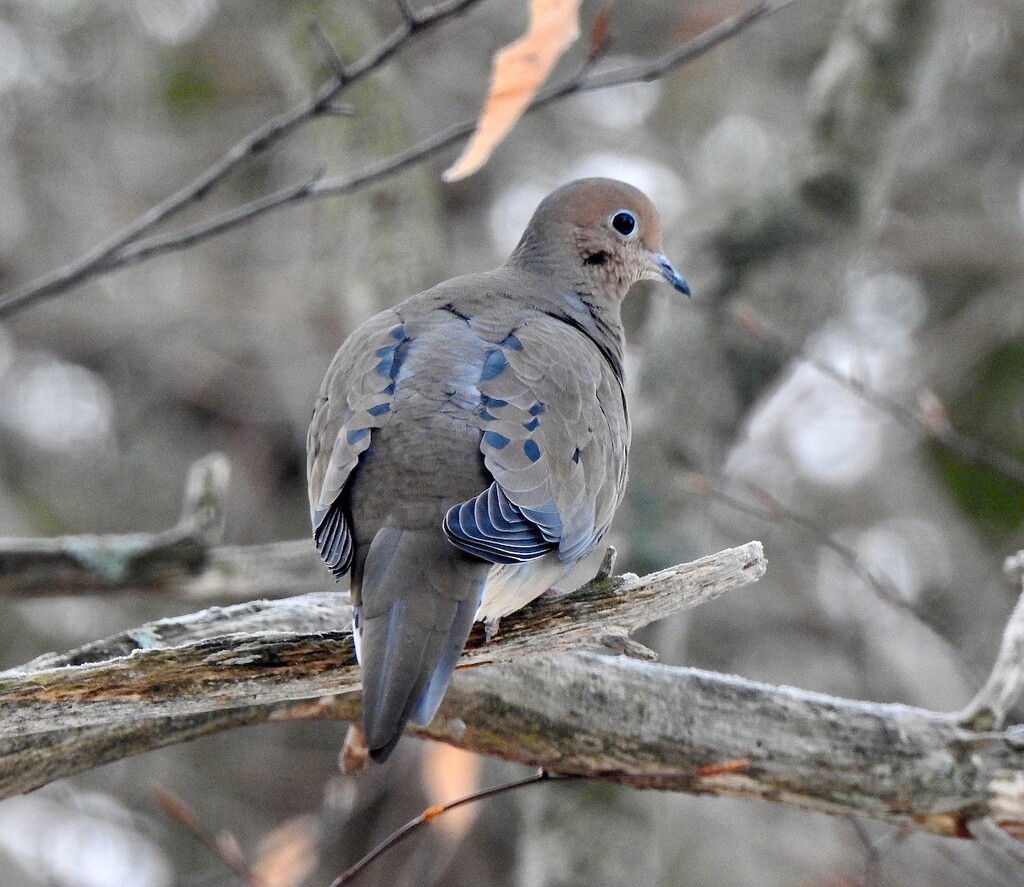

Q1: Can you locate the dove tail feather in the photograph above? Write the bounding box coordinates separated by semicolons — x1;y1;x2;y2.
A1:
409;590;481;727
358;527;488;763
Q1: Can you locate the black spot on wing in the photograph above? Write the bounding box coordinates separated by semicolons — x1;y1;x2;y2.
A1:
440;302;472;323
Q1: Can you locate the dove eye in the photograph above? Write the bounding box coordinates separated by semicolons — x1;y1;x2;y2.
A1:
610;210;637;237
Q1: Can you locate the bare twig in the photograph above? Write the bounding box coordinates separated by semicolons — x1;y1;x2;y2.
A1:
309;22;350;83
959;552;1024;731
685;473;897;603
154;784;263;886
394;0;421;28
333;756;751;885
331;769;573;886
678;473;973;679
730;302;1024;488
0;453;233;598
0;0;798;318
0;0;486;318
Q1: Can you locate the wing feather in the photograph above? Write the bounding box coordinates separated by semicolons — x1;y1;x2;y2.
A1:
444;313;629;568
306;309;408;575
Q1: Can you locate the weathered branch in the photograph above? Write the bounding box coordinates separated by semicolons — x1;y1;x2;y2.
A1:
0;453;312;600
424;655;1024;841
4;537;1024;846
0;0;796;318
0;453;327;603
0;532;327;602
0;542;764;796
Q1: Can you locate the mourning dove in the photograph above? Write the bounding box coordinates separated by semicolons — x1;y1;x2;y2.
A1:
307;177;690;762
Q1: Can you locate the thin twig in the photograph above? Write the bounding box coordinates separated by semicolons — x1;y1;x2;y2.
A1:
331;757;752;885
154;783;264;886
0;0;485;318
685;473;899;606
680;473;970;671
330;769;571;886
394;0;421;28
0;0;797;318
730;302;1024;488
308;4;798;197
309;22;350;83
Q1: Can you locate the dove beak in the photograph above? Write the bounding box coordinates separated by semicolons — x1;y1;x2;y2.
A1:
652;253;691;297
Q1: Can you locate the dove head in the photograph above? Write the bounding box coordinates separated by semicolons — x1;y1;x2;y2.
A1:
508;177;690;303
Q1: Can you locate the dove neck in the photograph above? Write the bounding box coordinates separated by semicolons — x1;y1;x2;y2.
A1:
503;257;626;382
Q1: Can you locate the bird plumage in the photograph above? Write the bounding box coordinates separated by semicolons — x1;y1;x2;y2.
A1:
307;178;689;761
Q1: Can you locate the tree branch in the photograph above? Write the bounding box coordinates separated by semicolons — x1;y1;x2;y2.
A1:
0;0;797;319
424;654;1024;841
0;0;487;318
0;541;764;797
0;453;318;601
4;537;1024;846
730;302;1024;488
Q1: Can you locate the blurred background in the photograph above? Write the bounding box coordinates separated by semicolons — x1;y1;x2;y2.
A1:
1;0;1024;883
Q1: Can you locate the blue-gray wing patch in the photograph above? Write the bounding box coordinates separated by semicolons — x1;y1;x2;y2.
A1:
443;313;629;569
307;309;408;576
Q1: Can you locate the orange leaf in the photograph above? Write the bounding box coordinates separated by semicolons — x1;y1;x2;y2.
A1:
443;0;582;182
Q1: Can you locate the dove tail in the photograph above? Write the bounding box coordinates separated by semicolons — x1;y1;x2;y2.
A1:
358;527;487;763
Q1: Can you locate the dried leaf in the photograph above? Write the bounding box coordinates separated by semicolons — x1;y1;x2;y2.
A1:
443;0;582;182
